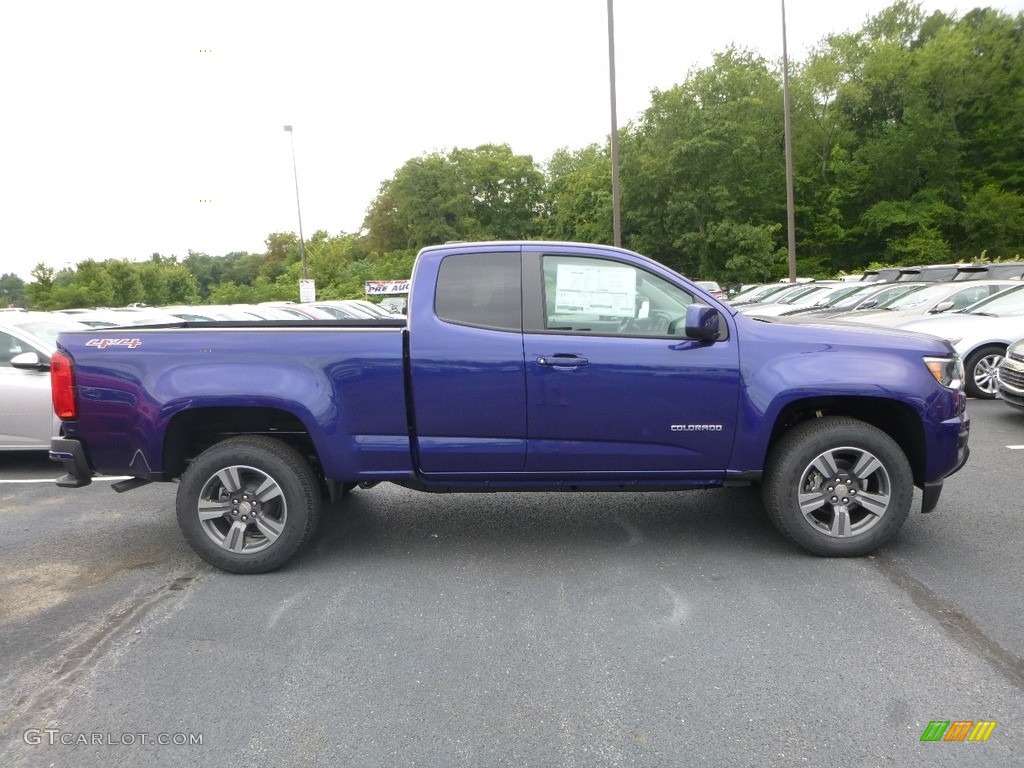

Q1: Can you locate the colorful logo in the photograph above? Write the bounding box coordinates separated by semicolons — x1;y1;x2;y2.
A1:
920;720;997;742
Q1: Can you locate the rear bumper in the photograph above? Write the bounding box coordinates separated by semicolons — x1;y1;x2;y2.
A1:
50;437;94;488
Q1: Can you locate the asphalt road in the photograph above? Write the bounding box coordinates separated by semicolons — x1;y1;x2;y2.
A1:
1;400;1021;767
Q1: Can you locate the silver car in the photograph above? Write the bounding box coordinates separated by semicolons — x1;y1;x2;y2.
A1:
0;311;89;450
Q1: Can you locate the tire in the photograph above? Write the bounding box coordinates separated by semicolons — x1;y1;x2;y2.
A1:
176;436;322;574
964;344;1005;399
762;417;913;557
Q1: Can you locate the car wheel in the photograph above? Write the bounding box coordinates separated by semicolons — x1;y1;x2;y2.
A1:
176;436;322;574
964;344;1005;399
763;417;913;556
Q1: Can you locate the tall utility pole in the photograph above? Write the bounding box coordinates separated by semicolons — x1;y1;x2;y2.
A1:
607;0;622;248
781;0;797;282
283;125;309;281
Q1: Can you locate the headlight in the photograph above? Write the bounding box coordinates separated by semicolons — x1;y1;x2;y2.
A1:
924;356;964;390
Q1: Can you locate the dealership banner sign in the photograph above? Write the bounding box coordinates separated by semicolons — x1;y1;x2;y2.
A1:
364;280;410;295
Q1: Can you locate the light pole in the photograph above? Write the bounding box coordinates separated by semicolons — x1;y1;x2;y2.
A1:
781;0;797;282
283;125;308;281
607;0;622;248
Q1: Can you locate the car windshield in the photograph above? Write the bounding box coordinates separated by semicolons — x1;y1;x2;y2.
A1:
858;284;926;309
812;285;862;306
784;286;835;305
759;285;814;304
733;284;790;303
829;284;906;310
962;283;1024;315
8;314;89;344
880;283;957;311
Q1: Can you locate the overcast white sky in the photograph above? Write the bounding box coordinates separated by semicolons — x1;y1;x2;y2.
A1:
2;0;1022;280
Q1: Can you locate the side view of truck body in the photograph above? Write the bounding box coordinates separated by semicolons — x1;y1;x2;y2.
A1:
49;242;970;572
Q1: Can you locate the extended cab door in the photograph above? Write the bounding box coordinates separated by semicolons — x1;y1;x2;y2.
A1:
408;247;527;475
522;249;740;476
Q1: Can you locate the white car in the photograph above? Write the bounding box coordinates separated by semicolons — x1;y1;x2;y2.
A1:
997;337;1024;410
0;312;89;450
898;283;1024;398
840;280;1019;328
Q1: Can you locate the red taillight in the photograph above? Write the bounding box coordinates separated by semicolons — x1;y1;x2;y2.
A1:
51;351;77;420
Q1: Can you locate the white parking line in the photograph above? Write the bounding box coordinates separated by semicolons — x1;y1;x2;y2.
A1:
1008;446;1024;450
0;476;132;484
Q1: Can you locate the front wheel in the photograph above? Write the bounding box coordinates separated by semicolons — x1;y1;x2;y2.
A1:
763;417;913;556
964;344;1005;399
176;436;322;574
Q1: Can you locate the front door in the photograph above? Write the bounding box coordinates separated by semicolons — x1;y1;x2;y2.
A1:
523;251;740;477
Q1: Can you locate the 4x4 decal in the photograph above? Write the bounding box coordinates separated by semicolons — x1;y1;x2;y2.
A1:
85;338;143;350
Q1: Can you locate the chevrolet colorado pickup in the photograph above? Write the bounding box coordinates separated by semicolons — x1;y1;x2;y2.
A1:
49;241;970;573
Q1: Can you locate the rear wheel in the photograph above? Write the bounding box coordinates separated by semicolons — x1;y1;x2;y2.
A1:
964;344;1004;399
763;417;913;556
176;436;321;573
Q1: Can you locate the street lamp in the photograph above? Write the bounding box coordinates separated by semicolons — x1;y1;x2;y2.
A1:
283;125;308;281
781;1;797;282
607;0;622;248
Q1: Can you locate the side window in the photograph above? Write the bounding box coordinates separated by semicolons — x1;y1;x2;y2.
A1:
950;286;993;310
0;331;27;367
541;255;696;337
434;252;522;331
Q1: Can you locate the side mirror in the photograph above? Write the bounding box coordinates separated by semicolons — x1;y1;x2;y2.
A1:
685;304;720;341
858;299;879;310
930;300;955;314
10;351;49;371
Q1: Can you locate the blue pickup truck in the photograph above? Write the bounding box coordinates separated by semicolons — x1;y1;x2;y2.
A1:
49;241;970;573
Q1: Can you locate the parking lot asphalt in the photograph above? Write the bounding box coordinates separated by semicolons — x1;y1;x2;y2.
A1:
1;400;1021;767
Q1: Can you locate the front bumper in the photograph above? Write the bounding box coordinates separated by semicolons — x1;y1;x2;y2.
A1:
50;437;94;488
997;353;1024;410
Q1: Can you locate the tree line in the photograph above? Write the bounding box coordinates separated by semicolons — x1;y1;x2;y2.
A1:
7;1;1023;311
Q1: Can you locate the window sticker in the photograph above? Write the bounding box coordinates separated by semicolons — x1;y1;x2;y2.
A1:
554;262;636;318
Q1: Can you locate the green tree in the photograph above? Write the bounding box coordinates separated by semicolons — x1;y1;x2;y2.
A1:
363;144;545;253
543;144;614;244
0;273;27;308
962;185;1024;258
105;260;145;306
622;48;787;277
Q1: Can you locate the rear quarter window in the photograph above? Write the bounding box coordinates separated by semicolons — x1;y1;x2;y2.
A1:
434;252;522;331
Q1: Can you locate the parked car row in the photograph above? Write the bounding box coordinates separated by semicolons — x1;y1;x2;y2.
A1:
54;299;406;327
731;276;1024;400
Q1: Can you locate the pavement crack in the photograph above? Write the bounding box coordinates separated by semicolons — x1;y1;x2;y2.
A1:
0;568;206;748
872;556;1024;691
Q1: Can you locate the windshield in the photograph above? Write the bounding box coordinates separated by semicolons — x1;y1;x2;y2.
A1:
815;284;870;307
8;314;89;345
733;284;791;303
782;286;834;305
829;284;910;310
860;284;927;309
881;283;957;311
963;283;1024;315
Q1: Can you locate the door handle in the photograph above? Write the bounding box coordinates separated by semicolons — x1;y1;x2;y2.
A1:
536;354;589;369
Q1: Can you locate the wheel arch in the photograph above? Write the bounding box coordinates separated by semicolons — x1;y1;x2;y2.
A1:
162;406;322;482
766;397;926;487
